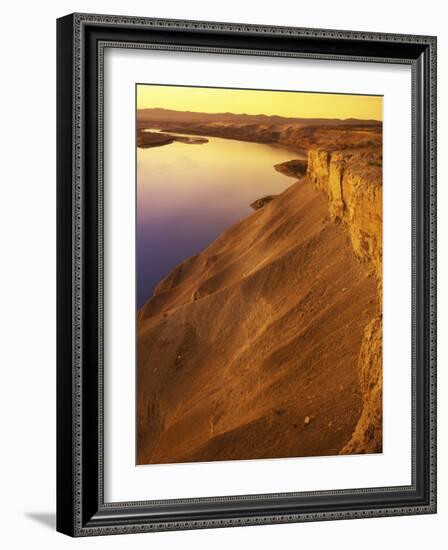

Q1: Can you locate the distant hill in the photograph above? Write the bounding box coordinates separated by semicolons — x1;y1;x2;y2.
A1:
137;107;381;127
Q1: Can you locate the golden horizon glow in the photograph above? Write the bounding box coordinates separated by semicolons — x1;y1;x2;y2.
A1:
137;84;382;121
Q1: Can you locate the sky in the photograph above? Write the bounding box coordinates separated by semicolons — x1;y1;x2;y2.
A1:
137;84;382;121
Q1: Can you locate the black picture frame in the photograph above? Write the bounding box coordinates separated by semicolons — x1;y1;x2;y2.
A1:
57;13;437;537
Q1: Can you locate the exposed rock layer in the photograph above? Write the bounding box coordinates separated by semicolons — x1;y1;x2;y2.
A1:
306;147;383;453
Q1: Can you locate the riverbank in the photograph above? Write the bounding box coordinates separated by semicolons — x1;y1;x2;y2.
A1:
137;109;382;155
136;131;298;308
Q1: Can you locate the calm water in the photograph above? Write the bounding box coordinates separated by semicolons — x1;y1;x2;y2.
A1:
137;135;301;308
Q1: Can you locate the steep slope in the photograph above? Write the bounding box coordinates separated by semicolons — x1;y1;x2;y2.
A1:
137;173;378;464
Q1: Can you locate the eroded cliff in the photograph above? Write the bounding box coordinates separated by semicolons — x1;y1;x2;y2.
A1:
306;146;383;453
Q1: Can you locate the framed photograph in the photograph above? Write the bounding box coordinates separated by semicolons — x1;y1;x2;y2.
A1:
57;13;437;536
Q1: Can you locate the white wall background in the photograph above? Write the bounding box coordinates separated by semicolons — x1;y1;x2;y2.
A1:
0;1;445;548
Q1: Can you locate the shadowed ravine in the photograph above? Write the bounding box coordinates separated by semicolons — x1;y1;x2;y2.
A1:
136;132;382;463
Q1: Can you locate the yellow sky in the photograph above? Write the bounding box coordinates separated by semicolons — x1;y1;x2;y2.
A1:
137;84;382;121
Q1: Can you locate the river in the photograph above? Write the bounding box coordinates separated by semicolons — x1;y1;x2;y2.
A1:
137;134;301;308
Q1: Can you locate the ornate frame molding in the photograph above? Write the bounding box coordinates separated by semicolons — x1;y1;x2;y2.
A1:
57;13;437;537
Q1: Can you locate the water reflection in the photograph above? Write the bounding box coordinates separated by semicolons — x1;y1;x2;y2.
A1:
137;135;300;308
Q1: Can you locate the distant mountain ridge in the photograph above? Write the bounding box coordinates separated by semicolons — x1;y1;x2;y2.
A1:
137;107;381;127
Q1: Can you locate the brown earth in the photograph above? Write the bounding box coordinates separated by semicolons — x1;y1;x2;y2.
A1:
137;170;381;464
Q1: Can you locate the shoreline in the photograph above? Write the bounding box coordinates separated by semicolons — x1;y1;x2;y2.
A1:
137;117;381;158
138;157;305;308
137;124;308;157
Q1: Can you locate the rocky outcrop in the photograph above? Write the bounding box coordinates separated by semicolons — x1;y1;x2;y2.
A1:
307;146;383;453
274;159;308;178
250;195;276;211
341;316;382;453
307;149;382;282
277;124;382;153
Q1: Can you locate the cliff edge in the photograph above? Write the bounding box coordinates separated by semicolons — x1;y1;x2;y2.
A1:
307;146;383;454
